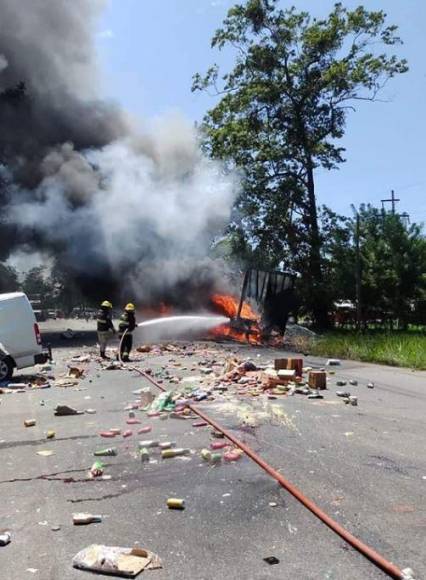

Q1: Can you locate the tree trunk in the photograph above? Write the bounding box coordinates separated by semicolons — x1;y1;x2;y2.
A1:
305;157;329;329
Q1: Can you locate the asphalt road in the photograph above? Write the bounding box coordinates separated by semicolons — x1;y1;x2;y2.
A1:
0;322;425;580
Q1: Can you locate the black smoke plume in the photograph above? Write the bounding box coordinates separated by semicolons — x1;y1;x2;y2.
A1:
0;0;238;307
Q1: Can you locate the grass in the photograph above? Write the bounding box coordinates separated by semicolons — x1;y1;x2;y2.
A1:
307;330;426;370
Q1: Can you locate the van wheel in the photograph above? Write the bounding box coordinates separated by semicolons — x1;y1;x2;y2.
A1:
0;357;14;381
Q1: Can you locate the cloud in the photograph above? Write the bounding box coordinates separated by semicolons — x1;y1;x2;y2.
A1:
98;28;115;40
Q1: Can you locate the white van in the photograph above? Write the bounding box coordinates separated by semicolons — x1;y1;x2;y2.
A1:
0;292;51;381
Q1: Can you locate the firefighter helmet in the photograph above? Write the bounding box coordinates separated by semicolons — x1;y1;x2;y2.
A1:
101;300;113;308
125;303;135;312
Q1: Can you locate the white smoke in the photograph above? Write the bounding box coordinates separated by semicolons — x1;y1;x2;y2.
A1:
10;114;239;296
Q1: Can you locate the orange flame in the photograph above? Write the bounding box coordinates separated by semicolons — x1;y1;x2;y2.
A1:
209;294;261;344
210;294;259;320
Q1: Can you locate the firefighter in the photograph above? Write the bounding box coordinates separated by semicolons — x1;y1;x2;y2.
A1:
96;300;115;358
118;303;136;362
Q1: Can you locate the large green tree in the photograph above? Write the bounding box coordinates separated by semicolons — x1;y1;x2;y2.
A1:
193;0;407;326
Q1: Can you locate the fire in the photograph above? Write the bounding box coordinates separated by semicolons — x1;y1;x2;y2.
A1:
210;294;259;321
209;294;261;344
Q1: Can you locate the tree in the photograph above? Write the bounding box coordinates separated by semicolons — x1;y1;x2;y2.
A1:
22;266;53;301
356;206;426;328
192;0;407;327
0;263;19;293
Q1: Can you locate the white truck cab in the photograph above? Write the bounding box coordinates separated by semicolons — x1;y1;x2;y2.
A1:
0;292;51;381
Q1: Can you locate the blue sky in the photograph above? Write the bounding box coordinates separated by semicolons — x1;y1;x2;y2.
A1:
96;0;426;223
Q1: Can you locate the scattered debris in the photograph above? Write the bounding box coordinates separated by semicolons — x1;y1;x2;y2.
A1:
167;498;185;510
67;367;85;379
0;530;11;546
24;419;36;427
326;359;341;366
94;448;117;457
54;378;79;388
54;404;82;416
367;382;375;389
140;448;150;462
46;430;56;439
73;544;162;576
224;450;243;462
349;380;358;386
308;371;327;390
159;441;175;450
73;514;103;525
210;441;228;450
89;461;104;478
161;448;190;458
138;440;159;449
264;556;280;565
36;450;55;457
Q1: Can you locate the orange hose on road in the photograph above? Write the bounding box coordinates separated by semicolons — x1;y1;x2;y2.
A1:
134;367;410;580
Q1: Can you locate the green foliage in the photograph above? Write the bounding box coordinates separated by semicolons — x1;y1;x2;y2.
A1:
0;263;19;293
309;329;426;369
193;0;408;326
22;266;53;299
356;206;426;325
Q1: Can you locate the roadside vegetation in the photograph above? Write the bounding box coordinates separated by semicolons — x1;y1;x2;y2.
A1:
308;329;426;370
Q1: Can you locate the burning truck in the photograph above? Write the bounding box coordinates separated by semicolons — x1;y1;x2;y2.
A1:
210;268;299;344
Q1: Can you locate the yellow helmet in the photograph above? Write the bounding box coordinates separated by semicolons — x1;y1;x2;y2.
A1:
125;303;135;312
101;300;112;308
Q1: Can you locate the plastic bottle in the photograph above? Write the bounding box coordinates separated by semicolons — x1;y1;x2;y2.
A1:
94;448;117;457
210;453;222;464
161;448;190;458
210;441;228;450
140;448;150;462
201;449;212;461
72;513;102;525
159;441;175;450
167;498;185;510
138;440;159;449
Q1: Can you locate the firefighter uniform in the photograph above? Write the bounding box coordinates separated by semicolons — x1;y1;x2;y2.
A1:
118;303;136;362
97;301;115;358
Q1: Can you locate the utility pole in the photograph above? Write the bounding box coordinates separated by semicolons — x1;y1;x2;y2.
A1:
400;212;410;227
381;189;400;214
351;205;362;330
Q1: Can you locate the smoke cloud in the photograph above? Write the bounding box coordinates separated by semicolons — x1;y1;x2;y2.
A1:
0;0;238;305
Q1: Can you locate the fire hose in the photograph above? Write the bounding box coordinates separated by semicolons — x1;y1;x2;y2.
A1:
126;359;415;580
